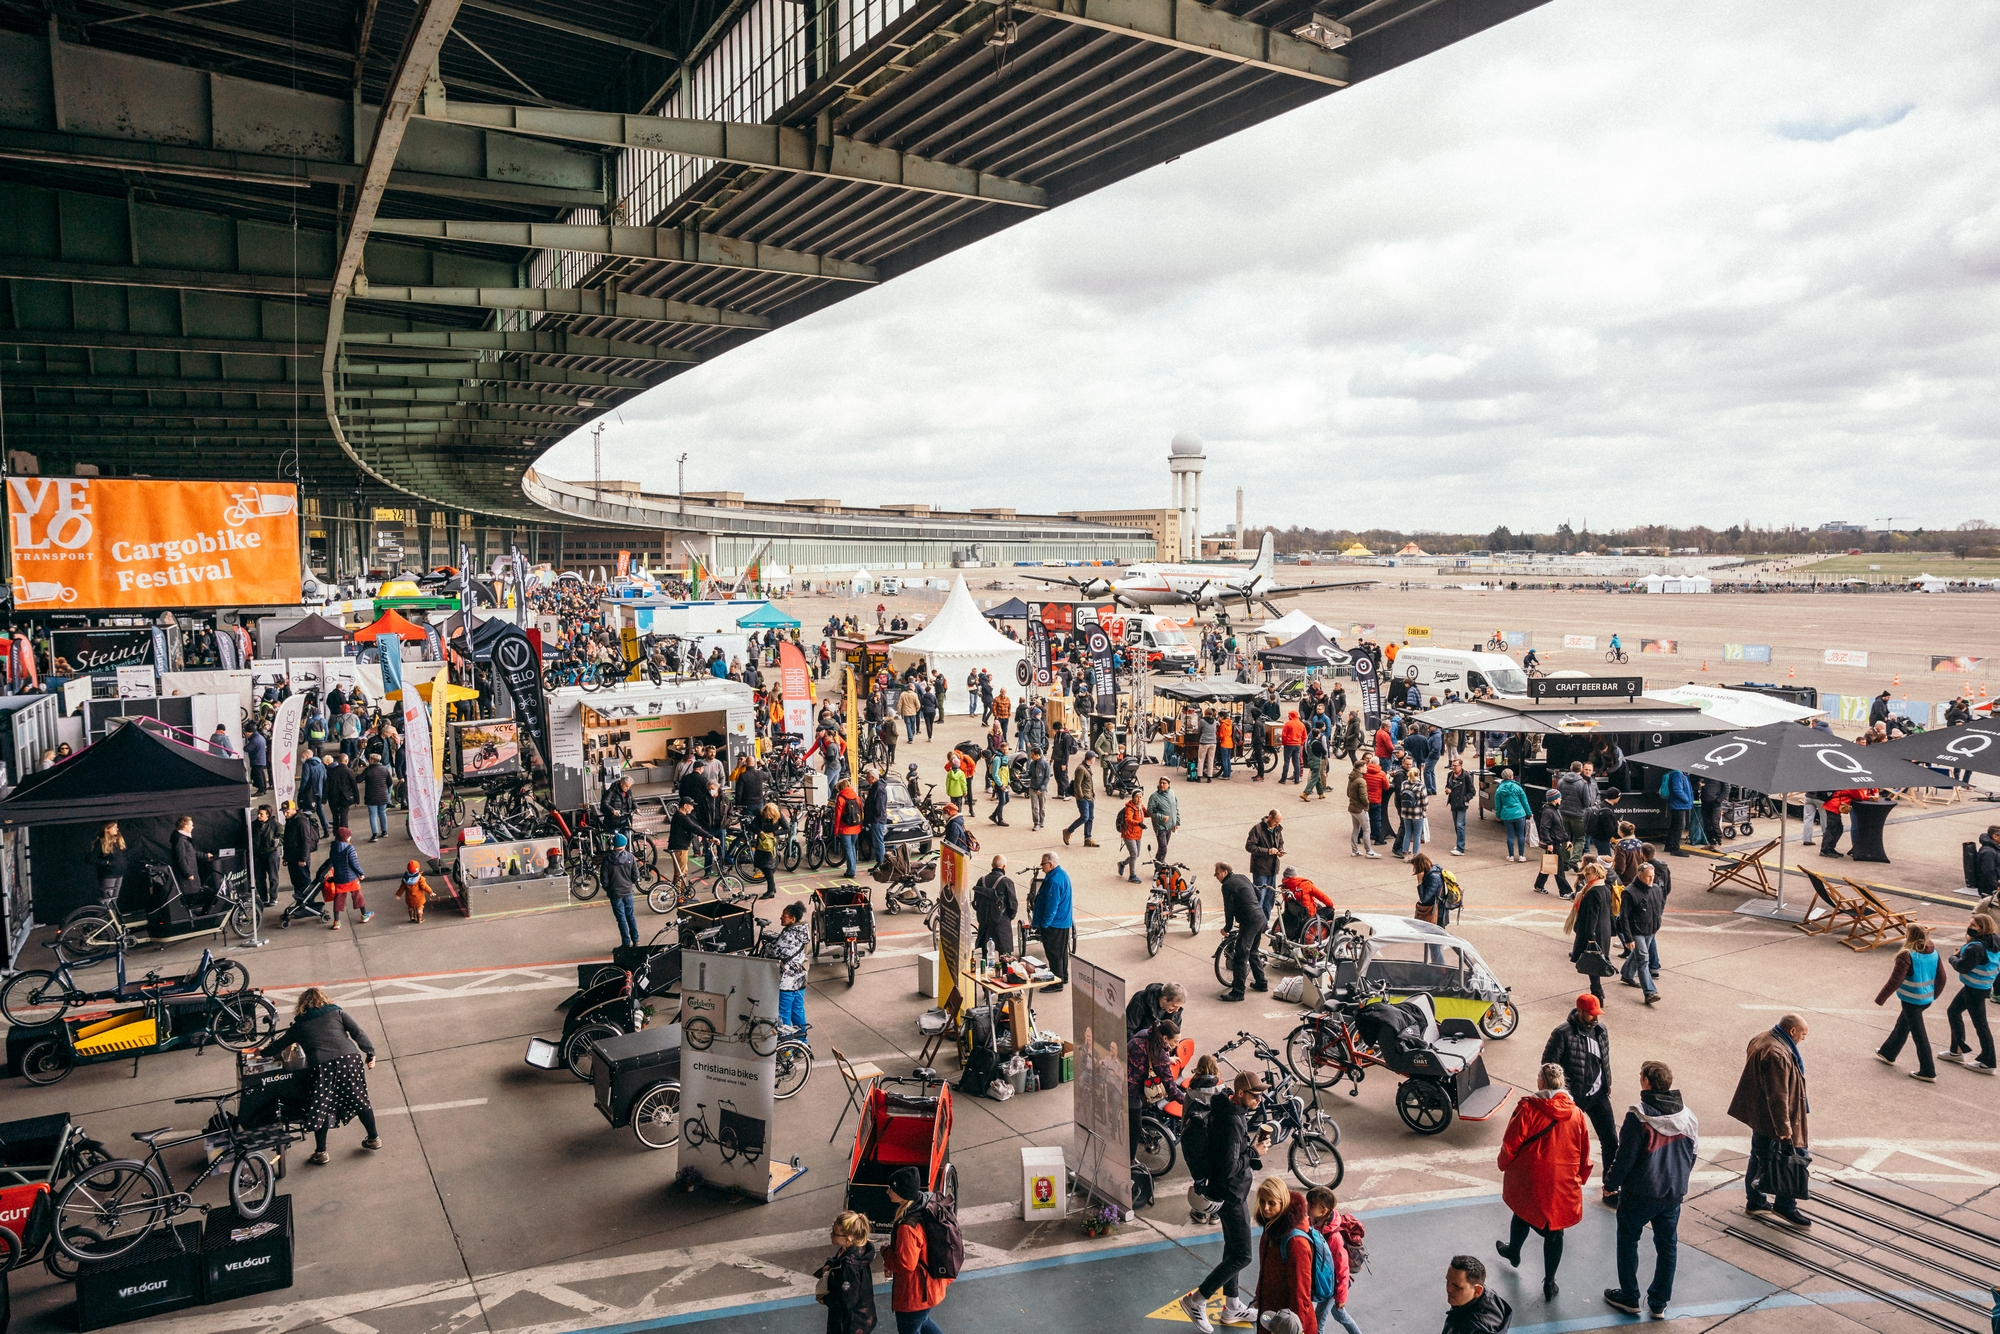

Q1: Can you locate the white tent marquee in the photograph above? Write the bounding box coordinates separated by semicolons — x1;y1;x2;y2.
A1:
1252;609;1337;647
1639;573;1711;594
889;576;1025;708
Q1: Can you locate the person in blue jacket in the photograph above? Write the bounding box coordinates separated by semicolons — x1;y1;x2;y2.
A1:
1493;767;1534;862
1658;769;1694;858
1031;852;1074;992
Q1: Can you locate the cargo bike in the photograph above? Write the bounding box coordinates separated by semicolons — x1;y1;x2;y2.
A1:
809;884;876;985
10;985;278;1087
0;1113;114;1278
844;1069;956;1231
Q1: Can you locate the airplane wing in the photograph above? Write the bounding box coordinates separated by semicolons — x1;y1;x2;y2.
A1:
1018;572;1097;586
1260;578;1382;597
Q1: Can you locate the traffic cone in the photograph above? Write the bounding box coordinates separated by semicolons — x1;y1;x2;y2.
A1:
1787;666;1796;679
1982;683;1990;698
1893;673;1901;686
1700;660;1708;672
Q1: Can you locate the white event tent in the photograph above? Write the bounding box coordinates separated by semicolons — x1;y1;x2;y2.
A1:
890;576;1025;709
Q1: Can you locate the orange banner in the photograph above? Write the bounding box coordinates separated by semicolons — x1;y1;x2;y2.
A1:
8;478;303;610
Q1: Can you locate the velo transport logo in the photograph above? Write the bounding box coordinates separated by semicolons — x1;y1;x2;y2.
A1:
7;478;301;610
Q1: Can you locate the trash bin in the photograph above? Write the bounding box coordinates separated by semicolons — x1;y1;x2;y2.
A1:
1027;1040;1063;1091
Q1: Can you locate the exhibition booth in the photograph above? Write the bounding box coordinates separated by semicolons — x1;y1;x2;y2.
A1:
545;679;759;812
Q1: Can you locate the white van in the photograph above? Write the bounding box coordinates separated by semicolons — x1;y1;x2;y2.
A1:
1121;614;1199;671
1387;648;1528;700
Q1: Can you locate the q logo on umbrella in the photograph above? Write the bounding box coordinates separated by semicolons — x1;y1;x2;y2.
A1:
1944;733;1993;758
1815;749;1868;779
1704;742;1749;765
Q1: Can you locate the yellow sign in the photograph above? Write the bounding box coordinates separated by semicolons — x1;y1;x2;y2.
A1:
1405;626;1432;640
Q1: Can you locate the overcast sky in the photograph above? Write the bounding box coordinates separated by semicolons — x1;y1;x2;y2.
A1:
540;0;2000;536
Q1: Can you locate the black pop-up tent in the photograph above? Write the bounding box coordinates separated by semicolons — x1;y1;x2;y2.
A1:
984;597;1032;620
275;612;350;660
0;720;252;920
1256;626;1350;669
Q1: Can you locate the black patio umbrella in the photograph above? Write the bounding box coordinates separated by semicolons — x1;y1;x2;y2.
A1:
1855;719;2000;777
1632;720;1947;795
1633;720;1947;917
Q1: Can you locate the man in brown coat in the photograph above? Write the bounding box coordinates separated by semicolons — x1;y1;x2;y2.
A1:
1726;1014;1811;1228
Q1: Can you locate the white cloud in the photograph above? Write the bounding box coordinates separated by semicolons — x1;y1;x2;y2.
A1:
539;0;2000;532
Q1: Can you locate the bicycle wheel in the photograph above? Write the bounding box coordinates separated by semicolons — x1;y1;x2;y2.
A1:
56;915;119;965
1290;1133;1345;1190
228;1152;276;1218
632;1083;682;1148
1285;1024;1341;1089
635;861;661;891
1188;894;1203;937
782;837;802;873
1212;937;1234;989
683;1016;716;1050
564;1022;620;1081
1144;906;1165;958
749;1021;780;1058
226;898;259;941
210;994;278;1052
21;1038;73;1085
773;1039;812;1099
203;957;251;998
683;1113;711;1150
630;835;658;869
45;1227;99;1279
647;881;678;915
805;834;826;871
569;866;601;901
1478;1001;1519;1040
54;1161;169;1263
709;873;750;905
1134;1116;1177;1176
1;969;71;1027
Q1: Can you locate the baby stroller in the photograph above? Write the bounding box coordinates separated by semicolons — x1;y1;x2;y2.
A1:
275;863;331;929
1105;755;1142;799
870;845;937;917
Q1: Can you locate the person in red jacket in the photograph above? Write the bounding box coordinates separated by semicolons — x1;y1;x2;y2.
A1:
1252;1177;1318;1334
1280;870;1338;917
885;1166;950;1333
1494;1062;1594;1302
1279;712;1308;785
833;778;865;879
1818;787;1877;859
1363;759;1390;846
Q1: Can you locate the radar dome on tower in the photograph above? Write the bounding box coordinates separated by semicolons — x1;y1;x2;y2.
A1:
1169;431;1206;457
1166;431;1207;559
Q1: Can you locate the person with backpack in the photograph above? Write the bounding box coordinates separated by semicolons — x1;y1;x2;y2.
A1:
833;779;865;879
1411;853;1454;928
886;1165;956;1334
971;856;1017;958
1493;1063;1593;1302
1179;1072;1270;1333
1304;1187;1363;1334
1252;1177;1321;1334
1301;728;1330;801
1942;912;1998;1074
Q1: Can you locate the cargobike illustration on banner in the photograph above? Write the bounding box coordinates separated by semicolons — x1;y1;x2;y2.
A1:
7;478;302;610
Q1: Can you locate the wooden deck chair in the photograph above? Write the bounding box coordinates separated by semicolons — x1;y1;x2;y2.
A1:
1795;868;1866;938
829;1046;884;1143
1707;838;1779;897
918;984;961;1069
1840;880;1913;953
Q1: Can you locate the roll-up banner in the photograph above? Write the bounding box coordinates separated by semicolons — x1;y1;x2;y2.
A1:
1071;957;1129;1212
7;478;301;609
488;622;549;771
777;642;814;740
1026;610;1053;687
678;951;781;1201
213;629;241;671
402;689;441;860
1084;623;1116;716
1351;650;1382;732
270;693;306;809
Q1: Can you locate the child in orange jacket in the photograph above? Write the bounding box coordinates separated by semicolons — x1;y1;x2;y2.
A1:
396;861;433;923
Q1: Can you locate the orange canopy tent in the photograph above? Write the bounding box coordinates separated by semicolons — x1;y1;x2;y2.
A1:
353;609;429;642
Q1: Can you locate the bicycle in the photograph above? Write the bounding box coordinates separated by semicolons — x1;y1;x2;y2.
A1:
56;867;260;963
2;945;248;1028
1604;646;1629;665
680;1098;763;1166
1143;862;1202;958
683;995;782;1056
50;1090;302;1262
1484;632;1507;653
1213;1032;1344;1190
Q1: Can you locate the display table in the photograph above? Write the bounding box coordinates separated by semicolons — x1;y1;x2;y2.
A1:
971;973;1059;1053
454;835;575;918
1847;799;1895;864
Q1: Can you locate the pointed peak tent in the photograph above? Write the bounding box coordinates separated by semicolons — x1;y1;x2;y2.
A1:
274;612;349;644
353;609;430;642
0;718;250;826
889;577;1024;704
1257;626;1350;669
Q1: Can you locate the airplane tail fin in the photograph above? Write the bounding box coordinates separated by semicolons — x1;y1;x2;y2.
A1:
1248;531;1274;580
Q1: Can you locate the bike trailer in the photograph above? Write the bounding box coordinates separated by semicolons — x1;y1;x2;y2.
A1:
811;885;876;956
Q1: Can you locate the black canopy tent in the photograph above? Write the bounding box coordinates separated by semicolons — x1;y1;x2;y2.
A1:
1256;627;1350;669
274;612;348;645
983;598;1032;620
0;720;252;921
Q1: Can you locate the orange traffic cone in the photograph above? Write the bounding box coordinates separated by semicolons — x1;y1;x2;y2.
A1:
1982;683;1990;698
1700;660;1708;672
1787;666;1796;679
1893;673;1901;686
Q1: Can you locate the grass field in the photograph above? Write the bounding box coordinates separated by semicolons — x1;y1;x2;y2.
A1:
1792;552;2000;579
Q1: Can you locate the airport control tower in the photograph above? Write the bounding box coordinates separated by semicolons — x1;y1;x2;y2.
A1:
1168;431;1206;561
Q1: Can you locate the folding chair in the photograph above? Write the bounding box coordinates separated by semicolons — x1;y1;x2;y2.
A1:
1795;868;1866;938
1706;838;1778;897
829;1047;884;1143
918;984;961;1069
1840;880;1914;953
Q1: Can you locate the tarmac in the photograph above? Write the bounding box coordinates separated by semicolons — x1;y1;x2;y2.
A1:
5;584;2000;1334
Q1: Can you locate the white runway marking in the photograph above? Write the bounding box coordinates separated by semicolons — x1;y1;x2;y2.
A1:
375;1099;490;1117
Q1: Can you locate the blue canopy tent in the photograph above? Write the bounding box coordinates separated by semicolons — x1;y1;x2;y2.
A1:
735;604;802;630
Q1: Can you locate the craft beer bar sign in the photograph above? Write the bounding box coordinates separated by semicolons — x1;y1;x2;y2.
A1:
1528;675;1646;702
7;479;302;609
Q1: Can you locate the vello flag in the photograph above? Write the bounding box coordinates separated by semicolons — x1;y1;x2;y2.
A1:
269;693;306;809
402;691;441;860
